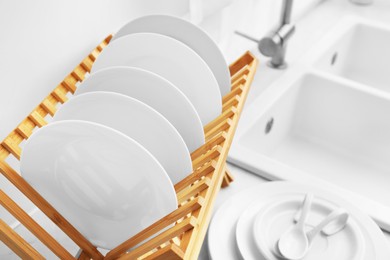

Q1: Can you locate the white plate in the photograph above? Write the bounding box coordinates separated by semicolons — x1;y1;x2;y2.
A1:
91;32;222;125
236;194;366;260
20;120;177;249
75;66;204;152
208;181;390;260
53;92;192;184
112;15;231;96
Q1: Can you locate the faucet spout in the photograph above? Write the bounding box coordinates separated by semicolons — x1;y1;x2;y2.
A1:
234;0;296;69
280;0;293;25
259;0;295;69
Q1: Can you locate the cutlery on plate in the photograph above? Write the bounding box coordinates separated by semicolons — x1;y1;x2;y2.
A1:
306;208;349;243
279;203;349;260
277;193;313;260
294;201;349;236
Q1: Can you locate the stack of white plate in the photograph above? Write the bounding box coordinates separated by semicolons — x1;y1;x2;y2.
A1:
208;182;390;260
20;15;231;250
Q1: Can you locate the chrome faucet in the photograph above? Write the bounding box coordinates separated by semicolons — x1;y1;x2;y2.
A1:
236;0;295;69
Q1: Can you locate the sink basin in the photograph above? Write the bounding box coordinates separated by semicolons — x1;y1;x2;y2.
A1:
242;73;390;201
230;71;390;230
229;9;390;230
315;22;390;93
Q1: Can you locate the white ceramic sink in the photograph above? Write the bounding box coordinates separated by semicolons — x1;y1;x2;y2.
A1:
229;16;390;231
315;22;390;93
241;73;390;205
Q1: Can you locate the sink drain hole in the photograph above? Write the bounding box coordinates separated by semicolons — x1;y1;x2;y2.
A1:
265;117;274;134
331;52;338;66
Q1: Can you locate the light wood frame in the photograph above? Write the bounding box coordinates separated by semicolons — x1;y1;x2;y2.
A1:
0;35;258;259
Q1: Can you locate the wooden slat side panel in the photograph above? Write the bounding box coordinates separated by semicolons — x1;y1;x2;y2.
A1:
71;66;86;82
222;85;244;103
0;161;103;260
105;198;203;260
177;175;214;252
222;95;240;112
205;119;231;141
0;190;75;260
28;111;47;128
190;131;226;161
0;219;45;260
176;178;210;204
221;167;235;188
16;119;34;139
231;76;247;90
80;57;93;73
41;97;57;117
229;51;255;76
88;49;100;62
1;138;22;160
204;107;236;134
230;65;250;83
143;244;184;260
183;53;258;259
0;146;10;161
174;161;215;193
192;145;221;170
77;250;91;260
62;75;78;94
52;85;69;104
117;216;197;260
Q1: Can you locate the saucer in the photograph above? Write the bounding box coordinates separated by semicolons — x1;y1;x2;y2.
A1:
208;182;390;260
236;193;365;260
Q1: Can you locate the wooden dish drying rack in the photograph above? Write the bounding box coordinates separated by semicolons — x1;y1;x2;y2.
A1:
0;35;258;259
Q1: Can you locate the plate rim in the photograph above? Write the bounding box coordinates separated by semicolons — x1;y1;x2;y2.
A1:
20;119;178;249
75;65;205;152
111;14;231;96
91;32;222;126
52;91;192;184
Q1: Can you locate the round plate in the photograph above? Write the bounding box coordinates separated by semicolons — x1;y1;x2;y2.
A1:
208;182;390;260
75;66;204;152
20;120;177;249
53;92;192;184
236;193;365;260
112;15;231;96
91;32;222;125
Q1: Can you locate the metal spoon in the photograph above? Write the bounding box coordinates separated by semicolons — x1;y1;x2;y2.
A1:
277;193;314;260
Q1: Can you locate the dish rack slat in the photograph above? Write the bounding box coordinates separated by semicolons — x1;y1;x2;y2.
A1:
0;35;258;259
